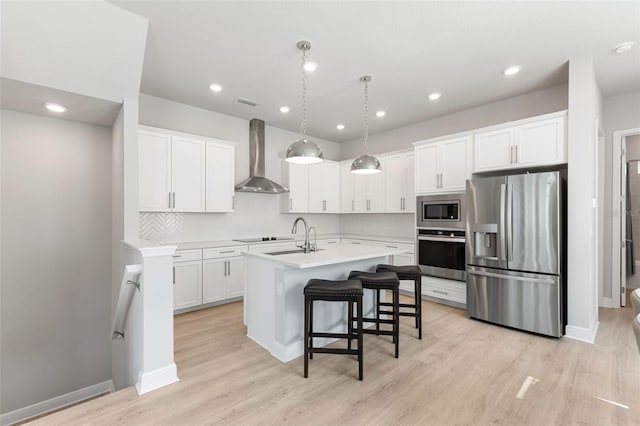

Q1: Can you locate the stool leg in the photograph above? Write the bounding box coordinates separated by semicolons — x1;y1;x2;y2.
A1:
394;286;399;358
309;298;314;358
304;296;309;378
416;278;422;340
348;300;353;351
375;288;380;335
357;295;363;381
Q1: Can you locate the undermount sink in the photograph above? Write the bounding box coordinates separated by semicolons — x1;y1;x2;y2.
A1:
265;249;324;256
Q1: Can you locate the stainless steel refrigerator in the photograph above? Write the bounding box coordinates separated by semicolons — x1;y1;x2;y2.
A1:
465;171;566;337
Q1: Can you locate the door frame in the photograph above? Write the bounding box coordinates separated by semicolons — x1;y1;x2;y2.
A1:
612;127;640;308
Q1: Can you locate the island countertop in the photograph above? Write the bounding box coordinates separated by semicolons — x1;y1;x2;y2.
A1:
242;242;406;269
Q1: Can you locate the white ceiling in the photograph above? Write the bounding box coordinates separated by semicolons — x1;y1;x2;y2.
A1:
113;1;639;142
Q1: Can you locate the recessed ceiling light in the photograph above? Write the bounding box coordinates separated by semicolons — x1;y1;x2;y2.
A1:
376;111;386;118
428;92;441;101
503;65;521;76
209;83;223;92
280;106;290;113
43;102;68;113
614;41;634;54
336;124;345;130
303;62;317;72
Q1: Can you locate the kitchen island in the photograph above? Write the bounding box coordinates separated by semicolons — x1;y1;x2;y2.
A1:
243;243;405;362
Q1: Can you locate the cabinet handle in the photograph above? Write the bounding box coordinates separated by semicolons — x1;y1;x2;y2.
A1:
173;192;176;208
515;145;518;163
352;200;354;211
352;241;361;245
386;245;398;248
433;289;449;295
168;192;172;209
173;266;175;284
227;260;231;276
220;250;235;254
510;146;514;164
173;255;182;258
224;260;228;276
232;195;235;209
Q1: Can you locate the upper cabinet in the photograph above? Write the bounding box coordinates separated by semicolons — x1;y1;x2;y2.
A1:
281;160;340;213
474;112;567;173
354;157;386;213
385;152;414;213
415;136;471;195
340;162;356;213
138;126;234;213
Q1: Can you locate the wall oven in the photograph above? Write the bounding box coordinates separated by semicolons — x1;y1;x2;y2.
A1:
416;194;466;281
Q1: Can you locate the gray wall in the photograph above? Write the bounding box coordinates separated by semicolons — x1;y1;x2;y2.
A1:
0;110;112;413
340;83;568;159
626;135;640;264
602;91;640;299
138;94;342;241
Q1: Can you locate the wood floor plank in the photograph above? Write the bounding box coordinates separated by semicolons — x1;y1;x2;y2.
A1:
26;296;640;425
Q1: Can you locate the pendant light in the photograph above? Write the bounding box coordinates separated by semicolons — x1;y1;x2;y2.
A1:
351;75;381;174
285;41;324;164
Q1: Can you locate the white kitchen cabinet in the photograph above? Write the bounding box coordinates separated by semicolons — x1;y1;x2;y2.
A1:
202;256;244;303
385;152;414;213
139;130;172;211
415;136;470;195
308;161;340;213
173;249;203;311
354;157;386;212
205;140;235;212
281;162;309;213
172;136;206;211
373;241;415;292
474;112;566;172
422;275;466;306
340;162;356;213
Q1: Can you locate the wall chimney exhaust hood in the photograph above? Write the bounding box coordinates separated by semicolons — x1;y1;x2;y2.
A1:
235;119;289;194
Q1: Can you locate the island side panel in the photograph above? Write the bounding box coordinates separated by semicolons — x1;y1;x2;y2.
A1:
244;256;277;354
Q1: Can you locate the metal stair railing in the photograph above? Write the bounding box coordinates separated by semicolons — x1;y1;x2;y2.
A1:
112;264;143;339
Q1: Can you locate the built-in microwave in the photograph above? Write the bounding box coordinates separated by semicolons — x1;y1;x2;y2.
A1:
416;193;465;230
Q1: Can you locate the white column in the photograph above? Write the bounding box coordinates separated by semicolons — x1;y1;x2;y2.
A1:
135;245;179;394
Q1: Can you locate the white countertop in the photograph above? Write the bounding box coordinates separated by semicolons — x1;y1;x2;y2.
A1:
153;233;414;251
243;243;406;269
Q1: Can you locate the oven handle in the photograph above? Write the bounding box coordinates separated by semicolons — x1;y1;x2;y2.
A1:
418;236;466;243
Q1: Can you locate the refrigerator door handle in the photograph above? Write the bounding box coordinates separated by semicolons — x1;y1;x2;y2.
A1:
499;183;507;261
468;269;556;284
507;183;513;261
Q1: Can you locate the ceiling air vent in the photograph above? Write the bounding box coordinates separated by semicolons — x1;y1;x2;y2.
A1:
236;97;260;107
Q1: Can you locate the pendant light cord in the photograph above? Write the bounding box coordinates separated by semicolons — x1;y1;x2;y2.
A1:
300;48;308;139
363;79;369;154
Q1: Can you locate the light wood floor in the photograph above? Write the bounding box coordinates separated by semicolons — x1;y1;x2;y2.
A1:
29;296;639;425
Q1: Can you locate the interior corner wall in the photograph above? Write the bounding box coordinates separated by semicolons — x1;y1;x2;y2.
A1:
338;83;569;160
566;56;602;341
0;109;112;413
602;90;640;300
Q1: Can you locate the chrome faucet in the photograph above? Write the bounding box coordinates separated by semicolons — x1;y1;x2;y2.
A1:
291;217;313;253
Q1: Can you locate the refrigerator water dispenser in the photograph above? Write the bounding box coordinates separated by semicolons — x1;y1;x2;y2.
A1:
473;224;498;259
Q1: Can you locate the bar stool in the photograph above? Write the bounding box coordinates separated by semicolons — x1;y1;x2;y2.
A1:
303;278;364;380
348;271;400;358
376;264;423;339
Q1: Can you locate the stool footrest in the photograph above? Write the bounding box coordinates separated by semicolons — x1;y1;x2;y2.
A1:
398;312;418;317
357;329;395;336
354;317;395;325
380;302;418;309
309;332;354;339
310;347;359;356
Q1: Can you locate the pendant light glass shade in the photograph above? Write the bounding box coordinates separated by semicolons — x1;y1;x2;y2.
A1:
351;75;381;174
286;41;323;164
351;153;381;174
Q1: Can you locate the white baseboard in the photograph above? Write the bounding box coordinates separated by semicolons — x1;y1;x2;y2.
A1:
599;297;615;308
135;364;179;395
565;321;600;344
0;380;114;426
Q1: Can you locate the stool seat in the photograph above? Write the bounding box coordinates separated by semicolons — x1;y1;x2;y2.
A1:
376;264;422;280
304;279;363;297
348;271;399;287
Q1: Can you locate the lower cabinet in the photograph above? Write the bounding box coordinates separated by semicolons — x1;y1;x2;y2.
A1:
421;275;466;305
173;250;203;310
203;256;244;303
373;241;415;292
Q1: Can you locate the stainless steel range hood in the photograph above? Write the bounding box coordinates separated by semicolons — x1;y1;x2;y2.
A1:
235;118;289;194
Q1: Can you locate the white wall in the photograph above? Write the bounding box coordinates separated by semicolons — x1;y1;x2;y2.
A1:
0;110;112;413
138;94;342;241
340;83;568;159
565;56;602;342
602;91;640;300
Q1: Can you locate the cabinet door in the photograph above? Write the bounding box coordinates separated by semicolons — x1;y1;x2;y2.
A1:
385;153;406;213
174;260;202;310
202;258;226;304
139;130;171;212
308;162;326;213
172;136;205;212
392;252;415;292
405;153;415;213
287;163;309;212
323;161;341;213
367;157;386;212
354;173;368;212
514;117;565;167
440;137;469;192
340;162;356;213
415;144;439;193
205;141;235;212
226;258;244;298
474;128;513;172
